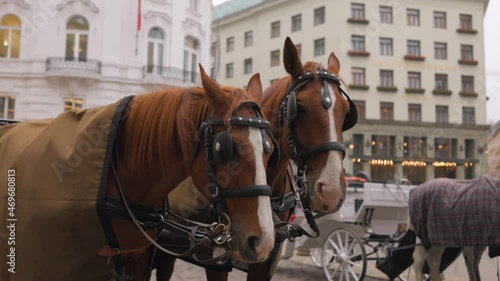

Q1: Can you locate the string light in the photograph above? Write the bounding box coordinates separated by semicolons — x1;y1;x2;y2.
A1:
432;161;457;167
369;159;394;166
402;160;427;167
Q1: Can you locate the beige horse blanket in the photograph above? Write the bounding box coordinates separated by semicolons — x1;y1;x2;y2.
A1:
0;97;131;281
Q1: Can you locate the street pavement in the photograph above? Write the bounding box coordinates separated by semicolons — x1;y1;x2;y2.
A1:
152;248;500;281
152;253;383;281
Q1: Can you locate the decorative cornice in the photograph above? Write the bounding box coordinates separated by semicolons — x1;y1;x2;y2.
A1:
0;0;31;9
183;18;206;37
144;10;172;23
57;0;99;13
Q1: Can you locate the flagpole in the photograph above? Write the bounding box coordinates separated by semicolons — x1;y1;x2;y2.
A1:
136;0;141;56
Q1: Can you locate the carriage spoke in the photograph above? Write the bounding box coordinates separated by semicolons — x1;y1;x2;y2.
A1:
325;249;338;258
331;263;342;278
336;232;345;251
347;265;359;280
346;260;362;268
344;231;350;252
348;251;362;260
329;239;342;253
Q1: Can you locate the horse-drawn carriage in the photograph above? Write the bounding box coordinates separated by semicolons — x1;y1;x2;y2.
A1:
284;176;415;281
284;174;500;281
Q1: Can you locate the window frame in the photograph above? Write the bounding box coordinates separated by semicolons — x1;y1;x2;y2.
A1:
244;31;253;47
271;21;280;38
407;40;421;56
351;67;366;85
291;14;302;32
270;50;280;67
380;37;393;56
226;62;234;78
408;104;422;122
380;102;394;121
461;44;474;60
436;105;449;124
351;3;365;20
314;7;325;26
379;6;393;24
352;35;365;51
0;95;15;119
380;70;394;87
243;58;252;74
462;107;475;125
407;9;420;26
434;42;447;60
314;38;325;57
408;71;421;89
434;11;447;29
435;74;448;90
0;14;21;59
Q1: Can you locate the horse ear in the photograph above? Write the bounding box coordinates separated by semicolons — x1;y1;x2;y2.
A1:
199;63;225;108
283;37;304;80
327;52;341;75
246;73;262;100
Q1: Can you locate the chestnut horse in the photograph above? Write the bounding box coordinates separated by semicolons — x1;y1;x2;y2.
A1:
153;37;357;280
0;65;274;281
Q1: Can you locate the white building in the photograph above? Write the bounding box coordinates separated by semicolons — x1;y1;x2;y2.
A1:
0;0;212;120
211;0;490;182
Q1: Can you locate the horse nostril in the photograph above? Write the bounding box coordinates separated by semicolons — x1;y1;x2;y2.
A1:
246;235;259;248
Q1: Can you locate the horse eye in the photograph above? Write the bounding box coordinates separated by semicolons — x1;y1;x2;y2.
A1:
297;104;305;113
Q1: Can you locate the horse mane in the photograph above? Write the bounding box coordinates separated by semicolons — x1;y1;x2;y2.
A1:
123;86;259;174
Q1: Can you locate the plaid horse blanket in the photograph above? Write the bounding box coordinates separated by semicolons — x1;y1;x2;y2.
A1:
409;175;500;247
0;97;131;280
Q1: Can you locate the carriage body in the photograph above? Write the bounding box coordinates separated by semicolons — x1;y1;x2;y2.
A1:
287;180;416;280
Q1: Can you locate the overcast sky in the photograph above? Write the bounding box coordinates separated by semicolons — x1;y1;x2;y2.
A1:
212;0;500;124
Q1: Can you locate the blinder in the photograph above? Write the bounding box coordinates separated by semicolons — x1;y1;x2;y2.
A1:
283;69;358;132
213;131;233;164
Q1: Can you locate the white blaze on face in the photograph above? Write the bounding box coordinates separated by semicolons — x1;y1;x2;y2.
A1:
248;127;274;254
318;85;343;192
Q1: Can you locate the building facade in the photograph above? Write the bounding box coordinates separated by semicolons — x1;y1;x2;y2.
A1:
488;121;500;178
0;0;211;120
211;0;490;183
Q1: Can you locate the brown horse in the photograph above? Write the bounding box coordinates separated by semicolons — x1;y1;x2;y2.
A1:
153;37;357;280
0;65;276;281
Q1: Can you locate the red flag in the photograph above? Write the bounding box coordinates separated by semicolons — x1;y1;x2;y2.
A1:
137;0;142;31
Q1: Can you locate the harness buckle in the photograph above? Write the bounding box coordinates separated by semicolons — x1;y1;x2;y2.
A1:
212;186;219;198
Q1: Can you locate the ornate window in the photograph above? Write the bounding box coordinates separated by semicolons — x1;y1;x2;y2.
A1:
65;15;89;62
0;14;21;59
184;36;199;82
0;96;15;119
64;97;83;112
146;27;165;74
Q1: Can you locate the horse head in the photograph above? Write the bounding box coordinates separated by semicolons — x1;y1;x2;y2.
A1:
189;65;276;263
277;37;358;214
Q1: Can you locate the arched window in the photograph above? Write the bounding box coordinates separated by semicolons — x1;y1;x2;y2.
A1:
147;27;165;74
0;14;21;59
184;36;199;82
65;15;89;62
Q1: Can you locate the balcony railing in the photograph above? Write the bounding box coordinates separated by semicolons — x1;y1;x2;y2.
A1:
143;65;200;85
46;57;102;76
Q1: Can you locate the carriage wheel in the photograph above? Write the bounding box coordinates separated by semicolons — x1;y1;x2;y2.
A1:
310;248;323;268
322;228;367;281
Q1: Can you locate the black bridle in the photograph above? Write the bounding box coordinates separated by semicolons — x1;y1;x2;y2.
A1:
191;100;277;220
276;69;352;236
